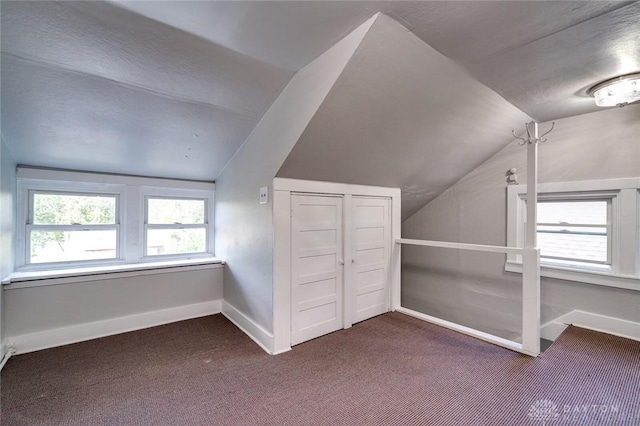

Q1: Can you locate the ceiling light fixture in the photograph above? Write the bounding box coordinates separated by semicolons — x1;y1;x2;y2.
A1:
589;73;640;107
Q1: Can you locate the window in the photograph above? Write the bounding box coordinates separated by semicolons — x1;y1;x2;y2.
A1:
145;197;207;257
29;191;119;265
17;167;215;271
536;198;611;270
506;178;640;291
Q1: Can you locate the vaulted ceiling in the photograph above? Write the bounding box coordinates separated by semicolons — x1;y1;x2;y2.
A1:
1;1;291;180
1;1;639;190
113;0;640;121
277;14;530;220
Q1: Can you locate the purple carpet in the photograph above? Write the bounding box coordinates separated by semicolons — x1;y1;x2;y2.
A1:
1;312;638;425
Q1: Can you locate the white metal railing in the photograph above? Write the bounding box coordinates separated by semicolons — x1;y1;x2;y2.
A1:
395;238;540;356
395;122;544;357
397;238;523;255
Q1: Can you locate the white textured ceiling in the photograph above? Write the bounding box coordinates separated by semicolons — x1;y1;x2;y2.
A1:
111;0;384;72
112;0;640;121
1;1;292;180
1;1;639;182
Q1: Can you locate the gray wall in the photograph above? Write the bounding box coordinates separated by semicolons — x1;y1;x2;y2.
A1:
402;105;640;340
277;14;530;220
215;16;375;334
0;137;17;357
5;268;223;339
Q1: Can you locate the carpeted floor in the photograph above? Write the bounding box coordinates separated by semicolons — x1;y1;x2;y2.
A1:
1;312;638;425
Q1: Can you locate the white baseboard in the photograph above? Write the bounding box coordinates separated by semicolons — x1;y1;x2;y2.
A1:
221;300;273;354
542;310;640;343
0;339;14;372
540;320;569;341
8;299;222;355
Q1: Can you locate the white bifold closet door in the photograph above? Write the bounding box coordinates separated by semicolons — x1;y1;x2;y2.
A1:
350;196;390;324
291;194;344;346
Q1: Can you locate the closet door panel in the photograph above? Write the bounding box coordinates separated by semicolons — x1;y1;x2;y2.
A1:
351;197;390;323
291;194;344;345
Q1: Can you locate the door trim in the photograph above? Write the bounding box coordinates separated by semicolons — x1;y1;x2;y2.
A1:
272;178;401;354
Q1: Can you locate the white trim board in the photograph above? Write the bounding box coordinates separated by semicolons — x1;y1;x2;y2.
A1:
3;261;224;289
505;262;640;292
17;166;215;191
541;310;640;342
8;300;222;355
273;178;399;197
397;307;537;357
221;300;278;355
0;341;14;372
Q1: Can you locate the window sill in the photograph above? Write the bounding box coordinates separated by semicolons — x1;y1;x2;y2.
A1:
505;261;639;292
2;258;225;289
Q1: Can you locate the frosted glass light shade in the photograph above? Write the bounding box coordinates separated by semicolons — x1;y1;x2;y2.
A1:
590;73;640;107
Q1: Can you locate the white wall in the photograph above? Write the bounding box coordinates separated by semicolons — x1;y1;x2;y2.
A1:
5;266;223;354
402;105;640;340
215;15;377;338
0;137;17;358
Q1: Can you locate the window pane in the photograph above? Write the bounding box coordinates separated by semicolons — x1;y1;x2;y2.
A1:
536;199;609;264
33;193;116;225
30;230;117;263
538;233;608;263
538;200;607;225
148;198;205;224
146;228;206;256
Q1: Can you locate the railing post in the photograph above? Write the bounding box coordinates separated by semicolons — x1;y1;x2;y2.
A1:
522;247;540;355
523;122;541;355
392;240;401;311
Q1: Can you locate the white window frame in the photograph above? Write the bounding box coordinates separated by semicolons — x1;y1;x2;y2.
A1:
141;187;214;261
535;193;615;269
26;189;123;267
506;178;640;291
16;167;215;272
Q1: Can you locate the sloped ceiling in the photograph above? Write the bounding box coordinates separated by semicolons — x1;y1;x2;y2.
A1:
112;0;639;122
464;2;640;121
110;0;385;72
1;1;639;189
277;14;531;220
0;1;291;180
